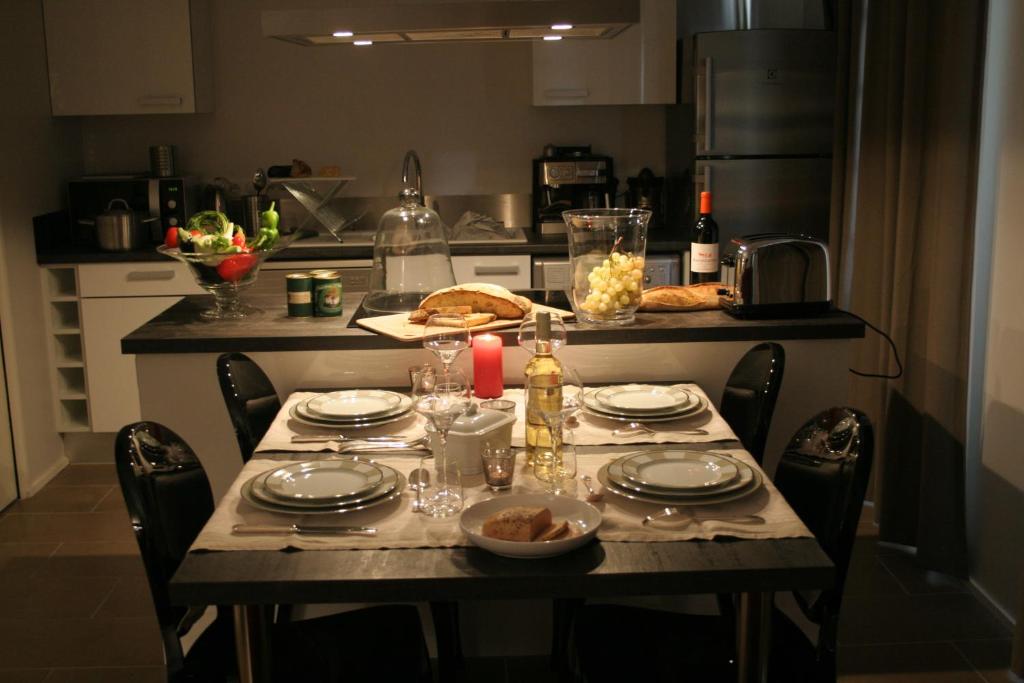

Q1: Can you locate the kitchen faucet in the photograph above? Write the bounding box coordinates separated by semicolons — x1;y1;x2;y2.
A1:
401;150;424;206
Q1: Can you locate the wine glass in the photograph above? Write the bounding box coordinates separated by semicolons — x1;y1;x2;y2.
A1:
517;311;567;355
413;368;471;517
530;366;584;493
423;313;471;379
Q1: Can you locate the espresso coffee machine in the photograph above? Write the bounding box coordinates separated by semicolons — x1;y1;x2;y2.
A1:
532;145;615;235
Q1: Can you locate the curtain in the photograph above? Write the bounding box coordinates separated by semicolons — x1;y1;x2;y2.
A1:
834;0;987;576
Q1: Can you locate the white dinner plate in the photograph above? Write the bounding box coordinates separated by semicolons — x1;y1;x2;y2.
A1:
289;401;414;430
306;390;403;419
241;468;405;515
582;395;709;423
619;450;738;490
607;454;751;498
460;494;601;559
598;462;762;506
296;394;413;424
594;385;695;414
264;459;385;501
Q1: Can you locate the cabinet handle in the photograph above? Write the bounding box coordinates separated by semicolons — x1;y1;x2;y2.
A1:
474;265;520;276
126;270;175;282
137;95;183;106
543;88;589;98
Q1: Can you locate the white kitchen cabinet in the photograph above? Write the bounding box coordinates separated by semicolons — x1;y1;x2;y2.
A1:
81;296;182;432
451;255;531;290
532;0;675;106
43;0;213;116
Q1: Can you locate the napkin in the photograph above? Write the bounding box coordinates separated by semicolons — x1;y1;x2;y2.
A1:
506;384;737;447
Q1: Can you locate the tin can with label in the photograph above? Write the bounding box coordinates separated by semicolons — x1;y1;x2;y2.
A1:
286;273;314;317
313;271;343;317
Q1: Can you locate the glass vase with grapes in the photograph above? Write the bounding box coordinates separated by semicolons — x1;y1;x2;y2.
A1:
562;208;651;326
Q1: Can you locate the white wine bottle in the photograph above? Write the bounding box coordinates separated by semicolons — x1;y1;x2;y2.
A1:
524;312;562;469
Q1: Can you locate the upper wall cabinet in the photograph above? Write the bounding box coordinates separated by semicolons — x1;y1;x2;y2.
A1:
532;0;675;106
43;0;213;116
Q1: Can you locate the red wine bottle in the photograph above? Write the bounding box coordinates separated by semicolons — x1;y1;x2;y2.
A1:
689;191;719;284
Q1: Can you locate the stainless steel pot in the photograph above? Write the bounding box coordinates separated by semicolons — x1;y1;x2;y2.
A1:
80;198;157;251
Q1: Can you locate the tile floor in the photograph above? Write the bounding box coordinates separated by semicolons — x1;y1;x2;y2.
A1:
0;464;1017;682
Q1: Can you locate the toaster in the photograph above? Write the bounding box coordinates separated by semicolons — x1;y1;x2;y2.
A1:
719;234;832;318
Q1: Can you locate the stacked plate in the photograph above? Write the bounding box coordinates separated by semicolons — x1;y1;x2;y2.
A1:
241;457;406;515
582;385;708;423
597;448;762;505
290;389;414;429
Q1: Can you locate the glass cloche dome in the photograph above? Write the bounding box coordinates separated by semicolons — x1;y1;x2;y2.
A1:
363;188;457;315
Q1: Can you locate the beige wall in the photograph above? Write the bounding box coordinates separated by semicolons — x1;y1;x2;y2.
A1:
969;0;1024;619
0;0;83;492
79;0;667;196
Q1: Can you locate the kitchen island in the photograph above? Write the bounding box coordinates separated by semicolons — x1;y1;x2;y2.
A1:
124;291;863;499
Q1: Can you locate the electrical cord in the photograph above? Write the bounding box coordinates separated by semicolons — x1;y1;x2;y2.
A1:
835;308;904;379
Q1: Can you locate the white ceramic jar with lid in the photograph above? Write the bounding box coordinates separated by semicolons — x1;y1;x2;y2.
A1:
427;404;515;476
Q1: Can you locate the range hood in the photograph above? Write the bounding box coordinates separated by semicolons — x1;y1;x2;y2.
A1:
262;1;639;46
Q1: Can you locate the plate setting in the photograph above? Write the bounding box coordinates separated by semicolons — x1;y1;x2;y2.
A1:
289;394;414;430
598;449;762;506
241;460;405;515
582;392;708;423
594;385;696;414
306;390;403;419
264;459;385;501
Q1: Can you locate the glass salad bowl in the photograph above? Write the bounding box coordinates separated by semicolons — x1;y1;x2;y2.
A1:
157;229;314;320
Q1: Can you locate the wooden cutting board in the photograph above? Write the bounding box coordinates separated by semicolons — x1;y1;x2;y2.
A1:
356;304;575;341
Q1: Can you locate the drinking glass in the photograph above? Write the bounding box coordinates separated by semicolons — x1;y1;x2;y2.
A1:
481;445;516;492
413;369;471;517
423;313;470;379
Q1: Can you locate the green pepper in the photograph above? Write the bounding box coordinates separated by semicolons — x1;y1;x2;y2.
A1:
260;201;279;233
251;202;280;251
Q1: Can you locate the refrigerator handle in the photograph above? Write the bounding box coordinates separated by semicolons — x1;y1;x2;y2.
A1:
693;166;712;220
701;57;713;154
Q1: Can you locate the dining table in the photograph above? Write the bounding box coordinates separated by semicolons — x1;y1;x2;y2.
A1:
169;384;834;683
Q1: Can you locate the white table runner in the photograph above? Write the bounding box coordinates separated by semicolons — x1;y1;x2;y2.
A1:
191;448;811;553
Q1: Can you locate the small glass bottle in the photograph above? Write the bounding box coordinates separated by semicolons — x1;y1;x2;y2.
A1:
524;312;563;469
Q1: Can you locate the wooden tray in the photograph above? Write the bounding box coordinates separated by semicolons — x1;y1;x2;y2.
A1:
356;304;575;342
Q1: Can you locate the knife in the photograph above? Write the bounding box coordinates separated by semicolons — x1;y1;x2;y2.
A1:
232;523;377;536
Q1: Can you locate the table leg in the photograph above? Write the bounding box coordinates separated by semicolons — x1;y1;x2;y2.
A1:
234;604;272;683
736;592;772;683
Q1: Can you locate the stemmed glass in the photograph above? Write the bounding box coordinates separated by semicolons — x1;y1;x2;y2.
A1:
413;368;471;517
423;313;471;380
531;366;584;493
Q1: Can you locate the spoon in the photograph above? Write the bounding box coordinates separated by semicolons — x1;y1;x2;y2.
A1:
252;168;267;196
410;468;430;513
580;474;603;503
610;423;709;438
642;507;765;527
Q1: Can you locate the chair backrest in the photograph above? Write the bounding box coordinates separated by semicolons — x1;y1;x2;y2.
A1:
115;421;215;674
773;407;874;659
719;342;785;464
217;352;281;463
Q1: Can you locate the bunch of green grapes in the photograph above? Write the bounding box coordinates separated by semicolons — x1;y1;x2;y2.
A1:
580;251;645;317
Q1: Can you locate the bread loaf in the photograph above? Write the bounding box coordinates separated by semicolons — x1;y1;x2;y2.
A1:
408;306;474;324
638;283;725;312
482;506;552;542
419;283;532;320
535;520;570;542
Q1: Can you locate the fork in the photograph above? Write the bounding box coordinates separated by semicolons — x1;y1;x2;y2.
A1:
610;423;709;438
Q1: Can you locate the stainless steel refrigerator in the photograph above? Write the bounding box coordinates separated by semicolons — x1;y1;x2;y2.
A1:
693;30;836;246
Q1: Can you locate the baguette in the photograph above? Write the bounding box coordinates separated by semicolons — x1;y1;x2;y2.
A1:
638;283;726;312
482;506;552;542
419;283;532;320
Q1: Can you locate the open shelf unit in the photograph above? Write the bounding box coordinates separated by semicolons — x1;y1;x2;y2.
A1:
41;266;90;432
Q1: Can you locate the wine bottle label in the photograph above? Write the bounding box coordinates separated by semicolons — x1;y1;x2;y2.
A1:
690;242;719;274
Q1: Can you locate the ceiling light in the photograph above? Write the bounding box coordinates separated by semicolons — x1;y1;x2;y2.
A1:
543;35;563;41
353;40;373;46
551;23;574;30
332;30;353;37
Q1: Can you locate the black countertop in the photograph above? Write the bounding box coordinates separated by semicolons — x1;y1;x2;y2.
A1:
37;232;690;264
122;292;864;355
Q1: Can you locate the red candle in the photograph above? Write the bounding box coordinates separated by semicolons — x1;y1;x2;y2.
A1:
472;334;504;398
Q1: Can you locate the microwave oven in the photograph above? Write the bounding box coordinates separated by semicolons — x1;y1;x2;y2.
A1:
67;174;199;245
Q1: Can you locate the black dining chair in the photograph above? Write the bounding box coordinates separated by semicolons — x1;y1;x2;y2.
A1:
115;421;432;683
571;407;874;683
720;342;786;465
217;352;281;463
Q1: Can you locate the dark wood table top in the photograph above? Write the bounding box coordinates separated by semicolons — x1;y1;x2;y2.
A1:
170;445;834;606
